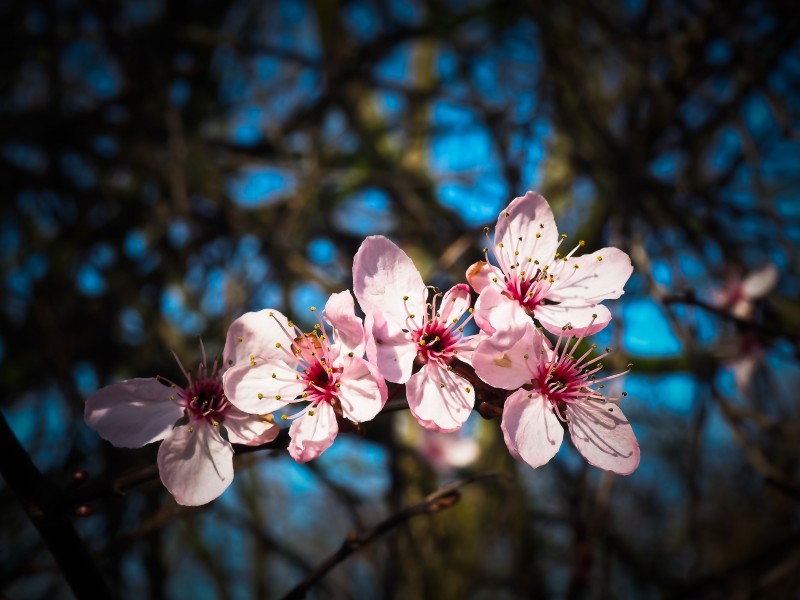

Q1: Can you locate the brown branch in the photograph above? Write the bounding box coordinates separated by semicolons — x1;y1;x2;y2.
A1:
281;471;511;600
0;410;113;599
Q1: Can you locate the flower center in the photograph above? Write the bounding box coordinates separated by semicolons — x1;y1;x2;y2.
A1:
303;360;341;404
507;273;550;312
415;320;457;360
184;377;228;424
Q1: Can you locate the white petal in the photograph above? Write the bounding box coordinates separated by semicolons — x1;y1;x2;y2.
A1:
474;286;532;348
406;363;474;432
288;403;339;463
157;422;234;506
567;400;640;475
742;263;779;299
371;310;417;383
466;261;504;294
223;362;305;414
353;235;427;323
85;378;183;448
535;302;612;337
473;324;545;391
435;284;471;326
222;309;296;370
495;192;560;272
546;247;633;304
336;356;386;422
501;389;563;469
323;290;366;356
222;405;280;446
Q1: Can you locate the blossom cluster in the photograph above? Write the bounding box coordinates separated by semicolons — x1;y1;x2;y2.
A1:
85;192;640;505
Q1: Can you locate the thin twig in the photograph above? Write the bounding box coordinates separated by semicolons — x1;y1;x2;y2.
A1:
281;471;511;600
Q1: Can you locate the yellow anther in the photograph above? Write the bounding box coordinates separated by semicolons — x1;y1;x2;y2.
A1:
268;311;274;316
483;226;490;233
271;373;276;378
275;342;281;348
498;243;504;248
348;352;354;357
403;295;409;301
275;395;281;400
188;426;193;433
465;387;471;393
258;393;263;399
335;382;341;388
561;233;567;239
573;264;579;269
409;314;415;318
597;256;603;261
308;410;315;416
310;306;316;311
440;383;445;388
579;240;585;246
281;414;288;421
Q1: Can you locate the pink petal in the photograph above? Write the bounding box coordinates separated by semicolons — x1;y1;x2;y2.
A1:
567;400;640;475
336;356;386;422
222;404;280;446
157;422;234;506
85;378;183;448
370;310;417;383
466;261;504;294
546;247;633;304
474;285;531;348
501;389;563;469
535;302;612;337
472;324;545;391
435;283;471;326
288;403;339;463
222;362;305;414
495;192;560;271
406;362;474;432
742;263;779;299
353;235;427;324
223;309;296;370
323;290;365;356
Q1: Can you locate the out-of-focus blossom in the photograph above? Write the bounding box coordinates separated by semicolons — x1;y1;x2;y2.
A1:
222;291;386;463
417;429;480;475
710;263;779;320
85;342;279;506
466;191;633;346
473;321;639;475
353;235;478;432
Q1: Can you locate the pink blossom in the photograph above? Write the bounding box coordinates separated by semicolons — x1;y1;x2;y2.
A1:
467;192;633;346
472;321;639;475
222;290;386;463
710;263;778;320
353;235;478;432
85;342;279;506
417;429;480;475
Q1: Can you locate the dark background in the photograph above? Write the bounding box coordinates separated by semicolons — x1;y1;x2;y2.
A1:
1;1;799;598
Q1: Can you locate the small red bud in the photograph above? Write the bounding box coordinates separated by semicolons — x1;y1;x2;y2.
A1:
74;505;93;517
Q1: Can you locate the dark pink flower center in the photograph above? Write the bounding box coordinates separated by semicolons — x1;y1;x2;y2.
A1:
537;361;584;405
505;271;550;312
303;361;341;405
414;319;459;361
183;376;228;424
